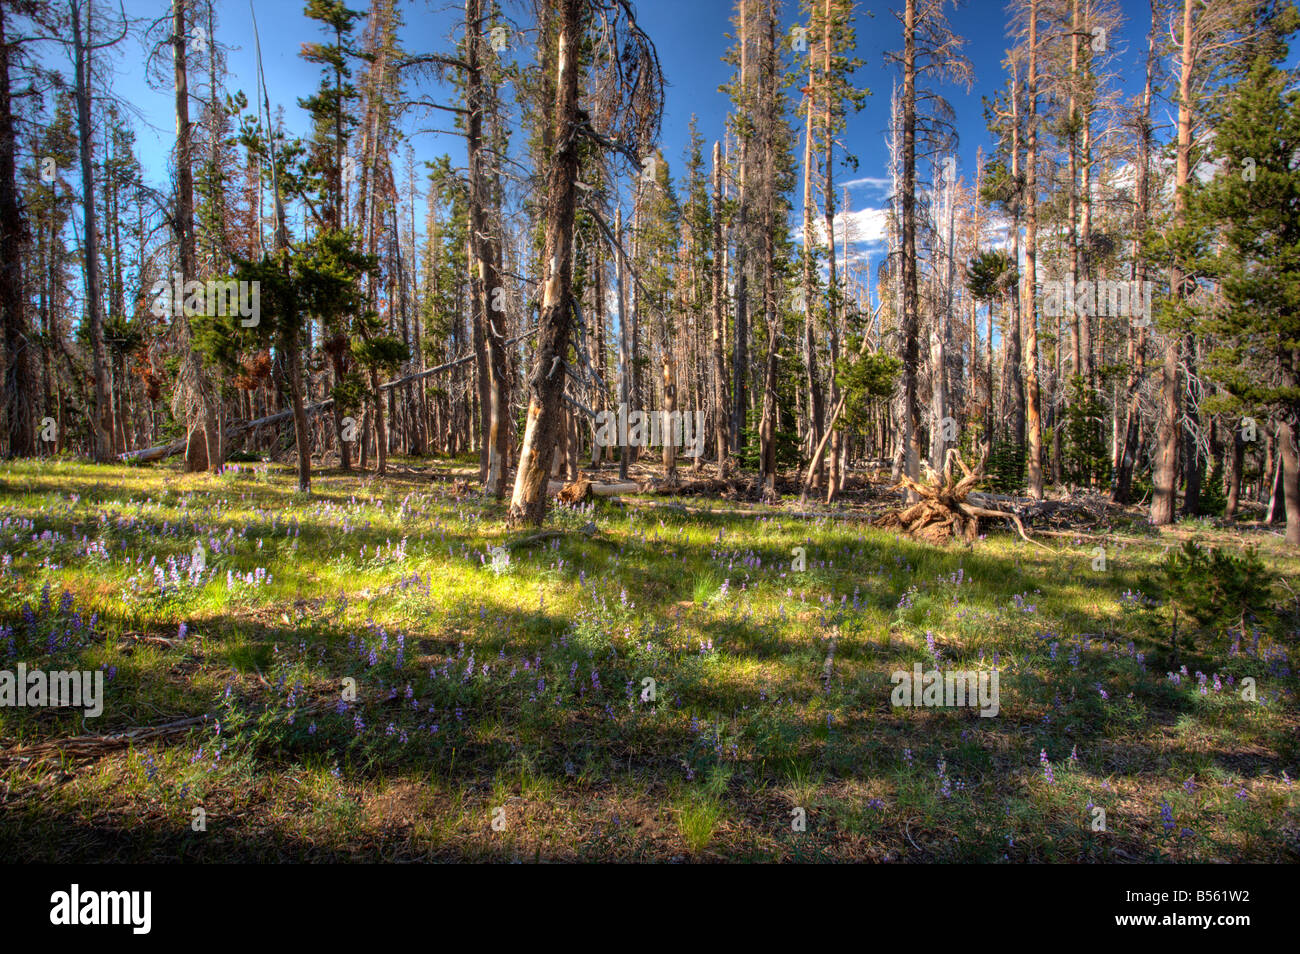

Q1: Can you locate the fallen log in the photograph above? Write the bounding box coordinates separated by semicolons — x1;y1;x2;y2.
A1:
120;329;540;462
545;479;640;497
556;477;594;505
0;714;209;763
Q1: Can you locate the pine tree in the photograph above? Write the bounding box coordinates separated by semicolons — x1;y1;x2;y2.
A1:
1192;56;1300;544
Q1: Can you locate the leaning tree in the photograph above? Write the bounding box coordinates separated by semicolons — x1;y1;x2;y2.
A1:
507;0;663;527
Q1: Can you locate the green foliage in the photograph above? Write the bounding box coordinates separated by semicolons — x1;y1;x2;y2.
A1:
836;343;901;432
984;442;1026;495
964;249;1017;302
1145;539;1276;652
1061;376;1110;487
1198;462;1228;517
740;407;801;472
1190;57;1300;433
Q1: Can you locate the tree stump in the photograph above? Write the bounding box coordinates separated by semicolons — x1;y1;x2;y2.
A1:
557;476;593;505
183;428;208;473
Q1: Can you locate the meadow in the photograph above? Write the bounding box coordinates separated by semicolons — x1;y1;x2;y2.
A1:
0;458;1295;862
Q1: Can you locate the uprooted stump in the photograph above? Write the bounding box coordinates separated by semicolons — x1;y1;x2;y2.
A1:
874;450;984;544
872;447;1038;546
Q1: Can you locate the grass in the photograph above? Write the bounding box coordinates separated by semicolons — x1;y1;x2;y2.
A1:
0;456;1296;862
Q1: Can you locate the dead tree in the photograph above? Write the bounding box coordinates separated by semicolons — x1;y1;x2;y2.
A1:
507;0;663;527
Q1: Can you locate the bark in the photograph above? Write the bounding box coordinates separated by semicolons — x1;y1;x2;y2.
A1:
1112;3;1155;505
467;0;509;497
173;0;221;473
799;55;823;486
616;206;629;481
900;0;922;492
1022;0;1044;499
70;0;111;461
1007;77;1025;445
662;351;677;482
1225;422;1243;519
0;3;33;457
507;0;584;527
1152;0;1195;526
710;141;731;476
1281;421;1300;546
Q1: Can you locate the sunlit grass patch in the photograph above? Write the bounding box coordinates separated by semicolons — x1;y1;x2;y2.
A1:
0;458;1295;861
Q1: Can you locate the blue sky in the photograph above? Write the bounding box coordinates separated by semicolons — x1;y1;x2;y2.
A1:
96;0;1160;264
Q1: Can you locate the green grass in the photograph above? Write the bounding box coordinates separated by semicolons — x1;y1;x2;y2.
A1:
0;457;1296;862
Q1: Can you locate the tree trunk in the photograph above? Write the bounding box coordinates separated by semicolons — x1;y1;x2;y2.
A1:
710;141;731;476
900;0;922;493
1112;5;1156;504
1022;0;1044;500
662;352;677;483
173;0;222;472
1225;422;1244;520
507;0;583;527
732;0;749;456
70;0;112;461
1152;0;1196;526
800;56;823;487
0;3;33;458
466;0;509;497
616;206;629;481
1280;420;1300;545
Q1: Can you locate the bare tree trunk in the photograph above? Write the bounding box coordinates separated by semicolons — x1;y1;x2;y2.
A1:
1281;421;1300;545
0;3;33;458
616;207;629;481
466;0;509;497
70;0;111;461
1152;0;1196;526
1007;77;1025;446
799;56;823;488
1112;3;1155;505
1022;0;1044;499
732;0;750;457
507;0;584;527
710;141;731;477
662;352;677;483
900;0;922;493
1225;423;1244;520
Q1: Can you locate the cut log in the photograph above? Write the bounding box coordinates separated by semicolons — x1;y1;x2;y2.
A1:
545;479;639;498
557;476;594;505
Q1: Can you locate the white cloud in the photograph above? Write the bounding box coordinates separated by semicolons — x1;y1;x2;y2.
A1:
841;175;892;192
800;206;889;249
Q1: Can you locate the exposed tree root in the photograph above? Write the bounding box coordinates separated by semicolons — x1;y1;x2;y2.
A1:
874;448;987;545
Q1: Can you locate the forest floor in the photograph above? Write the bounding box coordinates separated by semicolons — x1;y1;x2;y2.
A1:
0;456;1296;862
